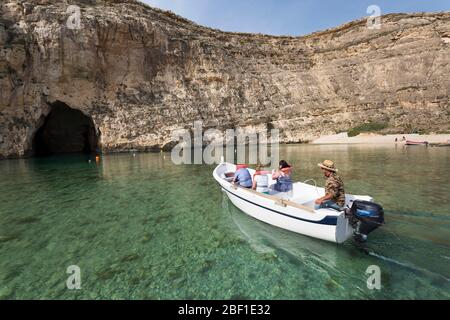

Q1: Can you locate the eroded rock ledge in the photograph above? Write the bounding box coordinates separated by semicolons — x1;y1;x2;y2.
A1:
1;0;449;158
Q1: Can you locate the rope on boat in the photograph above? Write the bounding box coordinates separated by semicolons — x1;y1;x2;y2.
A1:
302;179;321;195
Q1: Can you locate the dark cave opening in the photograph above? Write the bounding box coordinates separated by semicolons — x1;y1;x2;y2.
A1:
33;101;99;157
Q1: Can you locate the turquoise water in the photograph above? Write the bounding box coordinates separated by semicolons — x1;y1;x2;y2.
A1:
0;144;449;299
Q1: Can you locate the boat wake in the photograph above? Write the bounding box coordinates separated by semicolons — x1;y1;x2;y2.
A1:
223;192;450;293
367;250;450;283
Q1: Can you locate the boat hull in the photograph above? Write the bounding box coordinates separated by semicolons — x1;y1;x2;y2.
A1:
405;140;429;146
430;143;450;147
223;187;349;243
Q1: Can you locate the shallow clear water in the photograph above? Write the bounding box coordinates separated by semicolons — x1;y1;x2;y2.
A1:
0;144;449;299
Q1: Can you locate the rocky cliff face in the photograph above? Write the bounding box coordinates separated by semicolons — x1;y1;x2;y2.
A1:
1;0;450;158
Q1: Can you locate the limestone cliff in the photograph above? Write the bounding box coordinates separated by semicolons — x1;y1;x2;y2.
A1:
1;0;450;158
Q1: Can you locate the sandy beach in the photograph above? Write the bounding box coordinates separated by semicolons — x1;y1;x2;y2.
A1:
311;133;450;145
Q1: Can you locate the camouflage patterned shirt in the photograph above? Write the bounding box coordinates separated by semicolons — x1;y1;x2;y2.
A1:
325;173;346;206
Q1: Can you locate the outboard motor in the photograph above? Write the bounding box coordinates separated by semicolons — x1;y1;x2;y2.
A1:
348;200;385;243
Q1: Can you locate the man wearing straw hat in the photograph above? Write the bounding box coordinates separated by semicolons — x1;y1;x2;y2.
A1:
315;160;346;211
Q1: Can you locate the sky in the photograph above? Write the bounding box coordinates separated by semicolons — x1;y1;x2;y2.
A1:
141;0;450;36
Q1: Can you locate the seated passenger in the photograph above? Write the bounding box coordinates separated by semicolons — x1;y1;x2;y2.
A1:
272;160;293;193
252;164;270;194
233;164;253;188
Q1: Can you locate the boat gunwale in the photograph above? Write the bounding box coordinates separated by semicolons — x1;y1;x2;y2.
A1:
229;183;317;213
221;186;339;226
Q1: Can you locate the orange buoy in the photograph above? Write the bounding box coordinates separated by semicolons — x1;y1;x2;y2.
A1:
96;156;100;162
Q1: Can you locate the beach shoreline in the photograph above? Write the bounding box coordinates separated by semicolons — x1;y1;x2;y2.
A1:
311;133;450;145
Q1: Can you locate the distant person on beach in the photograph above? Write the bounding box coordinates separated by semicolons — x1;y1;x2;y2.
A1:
253;164;270;194
272;160;293;193
233;165;253;188
315;160;346;211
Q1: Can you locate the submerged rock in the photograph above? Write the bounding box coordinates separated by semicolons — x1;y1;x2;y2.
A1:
325;278;340;290
0;0;449;158
13;217;40;225
0;286;13;300
95;267;125;280
119;253;140;263
0;233;21;243
140;233;152;243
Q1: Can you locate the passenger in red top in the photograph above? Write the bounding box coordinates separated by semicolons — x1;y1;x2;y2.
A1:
272;160;293;192
233;164;252;188
252;164;270;194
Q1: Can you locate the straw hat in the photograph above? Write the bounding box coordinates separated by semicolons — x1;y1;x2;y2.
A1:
318;160;338;173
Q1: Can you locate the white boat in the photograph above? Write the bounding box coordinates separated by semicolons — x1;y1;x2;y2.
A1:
213;161;382;244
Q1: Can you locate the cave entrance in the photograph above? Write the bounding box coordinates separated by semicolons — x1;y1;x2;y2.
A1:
33;101;99;157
